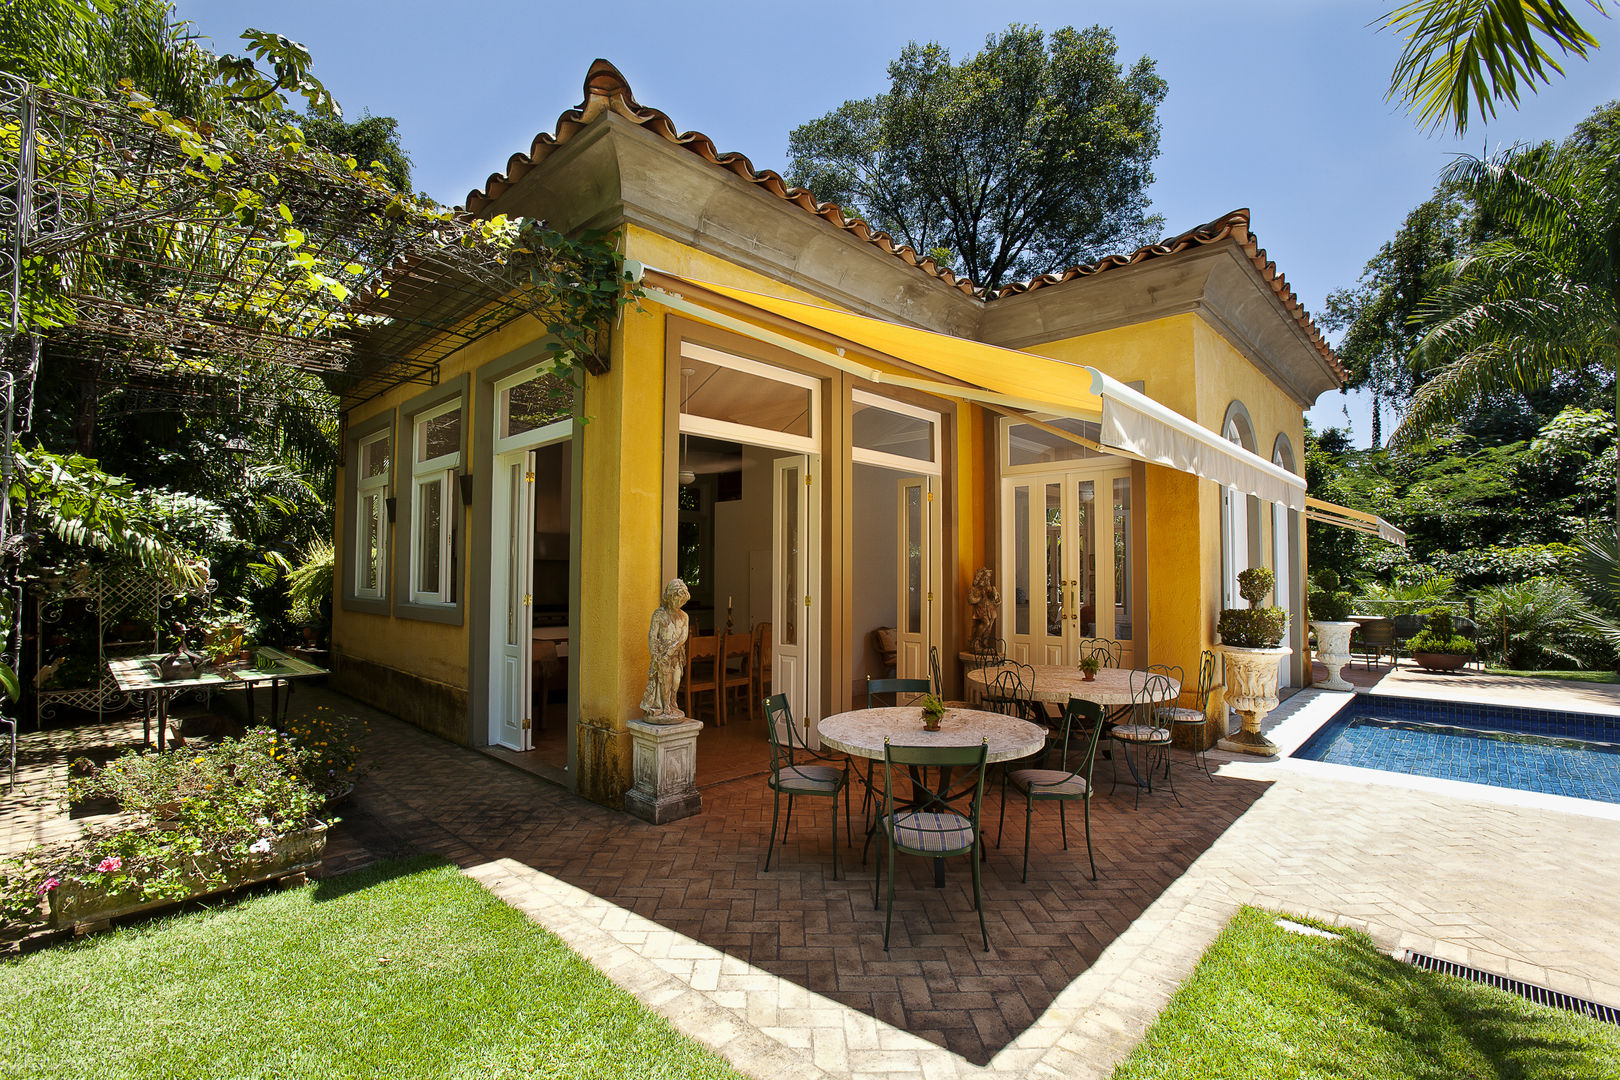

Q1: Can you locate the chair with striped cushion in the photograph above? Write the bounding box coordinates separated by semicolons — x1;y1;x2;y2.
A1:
997;697;1105;882
1108;671;1180;809
763;694;850;879
863;676;933;828
1163;650;1217;780
873;738;990;951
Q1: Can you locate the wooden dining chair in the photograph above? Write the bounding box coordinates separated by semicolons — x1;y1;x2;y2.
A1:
684;634;722;724
750;622;772;723
719;630;752;726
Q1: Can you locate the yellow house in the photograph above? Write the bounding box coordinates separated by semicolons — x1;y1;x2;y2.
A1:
330;60;1347;807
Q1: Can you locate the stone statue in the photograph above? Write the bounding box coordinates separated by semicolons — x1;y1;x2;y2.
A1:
638;578;691;723
967;566;1000;654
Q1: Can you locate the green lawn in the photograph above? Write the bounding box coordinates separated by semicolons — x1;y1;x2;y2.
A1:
0;857;744;1080
1112;907;1620;1080
1484;667;1620;684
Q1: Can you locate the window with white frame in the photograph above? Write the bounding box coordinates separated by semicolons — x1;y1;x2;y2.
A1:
411;398;461;605
354;431;391;600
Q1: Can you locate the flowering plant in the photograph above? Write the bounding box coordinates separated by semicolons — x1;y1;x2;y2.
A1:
281;705;369;800
1;727;325;937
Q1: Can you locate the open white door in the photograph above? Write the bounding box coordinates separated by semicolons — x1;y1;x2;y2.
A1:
895;475;940;682
490;448;535;750
771;454;819;736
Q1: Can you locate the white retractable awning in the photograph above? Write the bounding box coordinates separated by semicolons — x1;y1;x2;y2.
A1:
632;265;1308;510
1305;497;1407;547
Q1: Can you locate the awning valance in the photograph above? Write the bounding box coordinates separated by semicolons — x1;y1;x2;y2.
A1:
1305;497;1407;547
633;266;1307;510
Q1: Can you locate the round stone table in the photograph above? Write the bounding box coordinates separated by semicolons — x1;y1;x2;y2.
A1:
964;664;1180;707
819;706;1047;763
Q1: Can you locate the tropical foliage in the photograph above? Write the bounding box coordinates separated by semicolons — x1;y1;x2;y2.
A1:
787;23;1166;293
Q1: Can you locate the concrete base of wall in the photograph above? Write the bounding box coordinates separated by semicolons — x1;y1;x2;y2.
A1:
332;649;470;745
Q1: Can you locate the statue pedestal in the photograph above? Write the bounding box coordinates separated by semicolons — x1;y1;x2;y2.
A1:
624;717;704;824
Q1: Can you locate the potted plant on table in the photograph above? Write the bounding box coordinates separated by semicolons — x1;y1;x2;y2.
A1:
920;694;946;732
1406;607;1475;672
1078;654;1101;682
1216;567;1291;756
1307;568;1357;691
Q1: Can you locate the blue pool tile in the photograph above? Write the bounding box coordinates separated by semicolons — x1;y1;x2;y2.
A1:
1293;694;1620;804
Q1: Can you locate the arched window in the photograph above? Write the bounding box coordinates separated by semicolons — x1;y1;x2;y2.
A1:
1220;403;1258;611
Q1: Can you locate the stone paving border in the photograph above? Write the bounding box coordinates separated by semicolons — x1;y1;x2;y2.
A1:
465;684;1620;1080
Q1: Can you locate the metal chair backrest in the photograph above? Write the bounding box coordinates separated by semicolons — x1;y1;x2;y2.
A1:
1129;671;1175;733
968;637;1005;671
1147;663;1185;721
880;738;989;845
867;676;930;709
1079;638;1122;667
1193;649;1217;710
762;692;806;773
983;665;1035;721
1051;697;1106;782
929;645;944;697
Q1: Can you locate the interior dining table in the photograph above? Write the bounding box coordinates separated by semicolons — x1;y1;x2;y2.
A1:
819;705;1047;885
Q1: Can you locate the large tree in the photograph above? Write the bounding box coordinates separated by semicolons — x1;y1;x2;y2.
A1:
786;24;1166;295
1393;102;1620;524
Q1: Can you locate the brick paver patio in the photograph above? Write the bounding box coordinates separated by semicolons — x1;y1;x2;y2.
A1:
9;670;1620;1079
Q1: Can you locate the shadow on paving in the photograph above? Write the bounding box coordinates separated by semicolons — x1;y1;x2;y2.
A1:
317;688;1272;1066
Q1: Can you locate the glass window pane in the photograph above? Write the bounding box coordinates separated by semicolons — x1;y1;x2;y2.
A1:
421;407;461;461
781;465;798;646
1006;418;1103;467
360;492;381;592
854;401;933;462
1114;477;1132;641
418;479;442;594
1077;481;1094;635
1013;486;1029;636
503;374;572;438
1044;483;1063;640
683;356;811;437
362;436;390;478
506;465;522;646
905;485;922;634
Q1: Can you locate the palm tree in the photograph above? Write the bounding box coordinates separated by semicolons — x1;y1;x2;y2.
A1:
1382;0;1608;136
1390;107;1620;528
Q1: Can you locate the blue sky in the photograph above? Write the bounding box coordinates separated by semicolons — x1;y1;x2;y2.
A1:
179;1;1619;444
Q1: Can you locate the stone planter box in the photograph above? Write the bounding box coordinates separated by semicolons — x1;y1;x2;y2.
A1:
47;824;327;933
1412;651;1473;673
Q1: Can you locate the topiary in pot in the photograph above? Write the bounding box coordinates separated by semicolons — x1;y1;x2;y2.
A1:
1308;568;1357;690
1217;567;1292;756
1406;606;1475;672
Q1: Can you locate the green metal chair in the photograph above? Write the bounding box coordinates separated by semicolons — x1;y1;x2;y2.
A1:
1164;650;1217;780
872;737;991;951
1077;637;1122;667
763;693;850;879
1108;671;1180;809
998;697;1105;882
862;676;933;826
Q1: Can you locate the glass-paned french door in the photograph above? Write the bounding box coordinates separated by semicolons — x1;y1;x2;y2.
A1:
490;448;535;750
772;454;820;734
895;475;942;684
1002;465;1135;667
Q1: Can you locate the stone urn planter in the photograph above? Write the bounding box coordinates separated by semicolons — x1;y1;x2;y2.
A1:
1216;645;1292;756
1311;621;1357;691
47;824;328;933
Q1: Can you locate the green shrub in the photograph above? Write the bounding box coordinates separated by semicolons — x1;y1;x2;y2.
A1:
1221;566;1287;648
1474;577;1590;669
1308;568;1354;622
1406;605;1474;655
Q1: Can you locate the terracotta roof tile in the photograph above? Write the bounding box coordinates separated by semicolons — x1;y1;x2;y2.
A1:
994;209;1345;381
463;61;1342;383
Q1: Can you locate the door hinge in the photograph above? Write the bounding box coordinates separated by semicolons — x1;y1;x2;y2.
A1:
522;594;532;606
804;595;812;607
521;716;532;731
926;591;934;602
524;471;534;483
805;475;813;486
926;491;934;502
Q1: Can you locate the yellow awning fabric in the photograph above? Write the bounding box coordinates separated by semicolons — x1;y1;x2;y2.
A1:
636;266;1307;510
1305;497;1407;547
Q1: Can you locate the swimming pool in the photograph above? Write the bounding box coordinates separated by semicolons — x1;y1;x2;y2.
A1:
1293;694;1620;804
